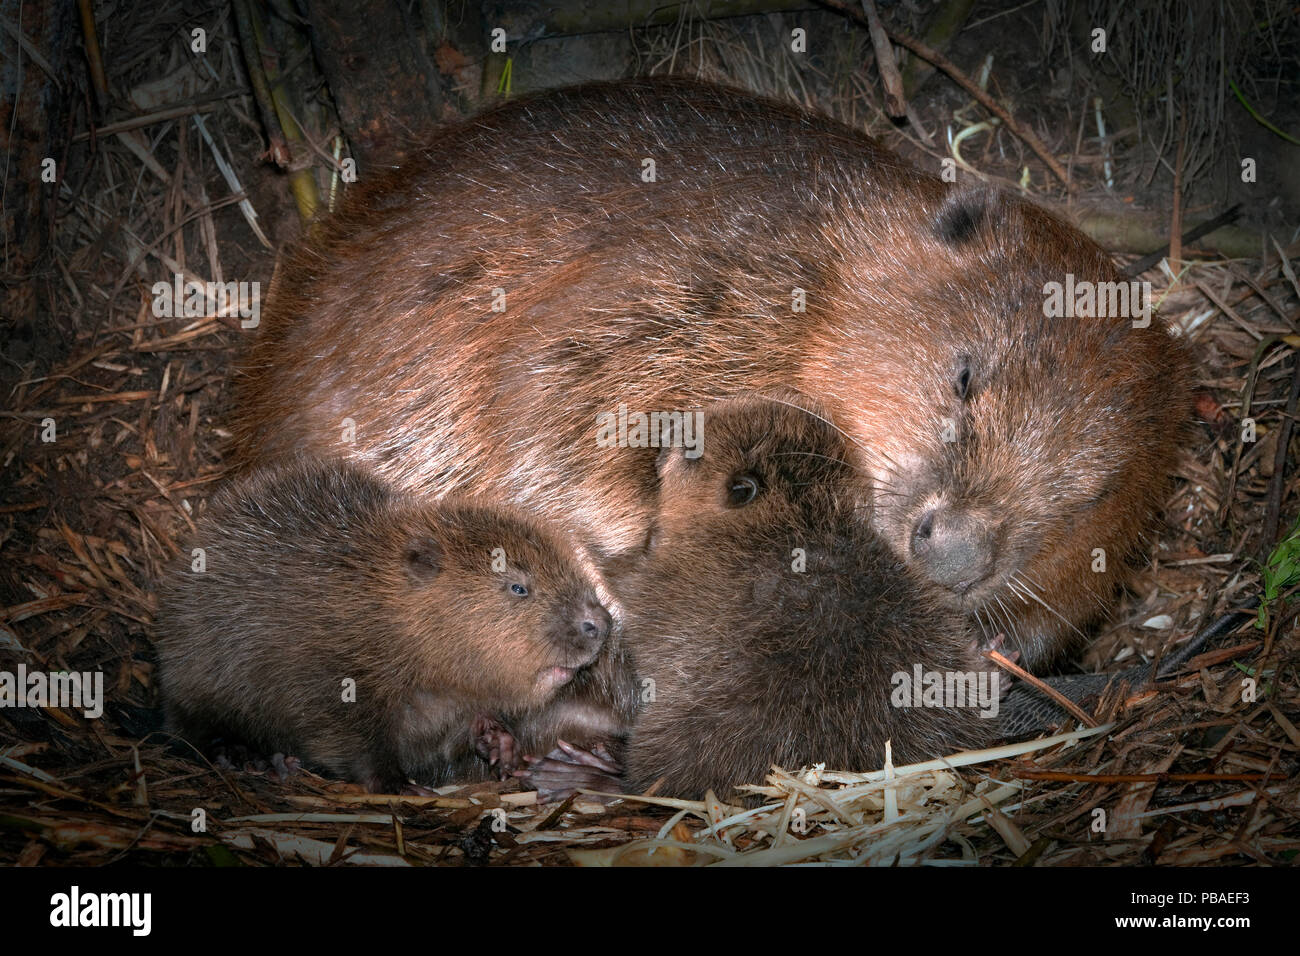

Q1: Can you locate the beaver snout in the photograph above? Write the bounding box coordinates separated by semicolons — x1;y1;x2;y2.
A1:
910;506;996;592
580;601;612;645
554;598;612;659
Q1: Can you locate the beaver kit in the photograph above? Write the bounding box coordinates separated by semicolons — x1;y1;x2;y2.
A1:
230;76;1193;671
155;461;634;793
620;394;999;799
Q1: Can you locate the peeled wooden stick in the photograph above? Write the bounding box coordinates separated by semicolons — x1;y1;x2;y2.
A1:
985;648;1098;728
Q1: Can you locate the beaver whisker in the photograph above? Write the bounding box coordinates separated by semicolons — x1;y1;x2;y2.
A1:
1008;572;1086;639
984;600;1015;651
754;393;879;460
1017;568;1046;591
992;592;1026;649
1006;576;1033;606
864;484;907;499
768;451;865;473
1005;577;1024;601
992;592;1015;634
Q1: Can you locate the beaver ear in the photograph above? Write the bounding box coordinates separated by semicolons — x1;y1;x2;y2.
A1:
933;187;997;246
404;535;442;580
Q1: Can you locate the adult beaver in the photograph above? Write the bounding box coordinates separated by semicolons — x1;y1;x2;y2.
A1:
230;76;1193;668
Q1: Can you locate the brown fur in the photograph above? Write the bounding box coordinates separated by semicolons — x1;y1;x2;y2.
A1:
230;76;1193;667
154;462;637;792
621;393;997;800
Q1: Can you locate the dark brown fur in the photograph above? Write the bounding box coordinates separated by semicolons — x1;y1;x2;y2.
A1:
230;76;1193;668
154;462;637;792
621;393;998;800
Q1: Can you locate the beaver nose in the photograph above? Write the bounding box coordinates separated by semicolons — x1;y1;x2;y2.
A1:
910;507;996;591
573;601;611;653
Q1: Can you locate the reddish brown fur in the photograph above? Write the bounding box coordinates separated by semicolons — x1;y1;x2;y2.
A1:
154;462;636;792
230;76;1193;667
621;393;997;800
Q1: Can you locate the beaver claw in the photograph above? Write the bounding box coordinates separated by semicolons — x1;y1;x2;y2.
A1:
515;739;623;802
473;714;520;779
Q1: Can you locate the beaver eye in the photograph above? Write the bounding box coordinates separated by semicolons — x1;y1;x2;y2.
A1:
954;358;973;400
727;474;760;508
509;583;529;597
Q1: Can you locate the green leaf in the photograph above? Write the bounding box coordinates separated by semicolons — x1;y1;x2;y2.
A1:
1257;511;1300;628
203;844;245;867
